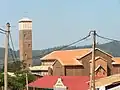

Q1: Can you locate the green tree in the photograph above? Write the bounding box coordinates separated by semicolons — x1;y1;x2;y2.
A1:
0;72;4;87
0;71;36;90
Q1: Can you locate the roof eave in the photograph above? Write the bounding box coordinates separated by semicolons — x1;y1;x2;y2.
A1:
64;64;83;66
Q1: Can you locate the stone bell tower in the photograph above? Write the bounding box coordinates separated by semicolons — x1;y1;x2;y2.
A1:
19;18;32;69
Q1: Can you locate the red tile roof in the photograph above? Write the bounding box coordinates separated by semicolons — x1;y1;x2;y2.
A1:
28;76;89;90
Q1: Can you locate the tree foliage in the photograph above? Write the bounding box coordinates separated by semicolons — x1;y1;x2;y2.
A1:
0;71;36;90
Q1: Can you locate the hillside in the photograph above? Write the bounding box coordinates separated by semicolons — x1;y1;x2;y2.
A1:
31;41;120;58
97;41;120;56
0;41;120;68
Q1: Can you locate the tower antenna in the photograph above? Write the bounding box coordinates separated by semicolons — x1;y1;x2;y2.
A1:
23;12;28;17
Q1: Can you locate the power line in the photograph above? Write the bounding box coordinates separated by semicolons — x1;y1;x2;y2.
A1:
0;28;7;32
33;33;91;58
58;34;91;50
0;31;5;34
8;32;20;71
96;33;120;42
0;27;18;61
9;32;18;60
8;43;15;62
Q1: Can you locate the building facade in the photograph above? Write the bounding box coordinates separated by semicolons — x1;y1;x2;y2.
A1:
19;18;32;69
30;48;120;77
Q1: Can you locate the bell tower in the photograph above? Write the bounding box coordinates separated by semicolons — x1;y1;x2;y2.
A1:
19;18;32;69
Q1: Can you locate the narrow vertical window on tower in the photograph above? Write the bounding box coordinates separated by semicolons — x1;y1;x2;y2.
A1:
24;33;26;38
27;31;31;40
28;44;31;48
25;52;28;59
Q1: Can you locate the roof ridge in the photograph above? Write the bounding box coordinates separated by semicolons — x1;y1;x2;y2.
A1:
55;48;91;52
77;48;113;60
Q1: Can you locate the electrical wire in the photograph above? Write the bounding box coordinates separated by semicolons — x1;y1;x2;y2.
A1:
58;34;91;50
32;33;91;58
8;43;16;62
0;27;19;69
96;33;120;42
0;28;7;32
0;43;16;67
9;32;18;60
0;31;5;34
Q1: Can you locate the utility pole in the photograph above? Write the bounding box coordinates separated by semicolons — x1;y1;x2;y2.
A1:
25;54;29;90
26;73;29;90
90;30;96;90
4;23;10;90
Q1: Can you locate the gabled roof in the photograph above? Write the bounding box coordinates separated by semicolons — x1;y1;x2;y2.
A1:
41;48;91;60
41;48;112;65
54;78;66;88
89;56;107;63
112;57;120;65
28;76;89;90
77;48;113;60
41;49;90;66
95;65;106;71
40;48;112;66
95;74;120;88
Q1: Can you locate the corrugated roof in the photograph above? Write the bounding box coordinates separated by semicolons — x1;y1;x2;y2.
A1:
41;48;91;66
95;74;120;88
29;66;49;71
28;76;89;90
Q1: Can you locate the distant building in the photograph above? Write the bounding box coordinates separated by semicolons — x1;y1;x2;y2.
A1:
28;74;120;90
19;18;32;69
95;74;120;90
29;48;116;77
